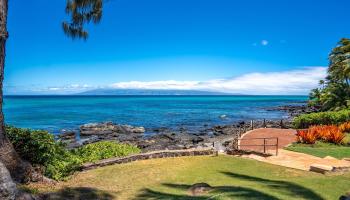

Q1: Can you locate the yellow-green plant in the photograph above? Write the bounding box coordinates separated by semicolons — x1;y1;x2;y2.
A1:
72;141;141;163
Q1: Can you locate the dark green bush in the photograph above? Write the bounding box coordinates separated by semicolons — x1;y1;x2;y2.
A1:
5;126;63;165
5;126;141;180
5;126;82;180
293;109;350;129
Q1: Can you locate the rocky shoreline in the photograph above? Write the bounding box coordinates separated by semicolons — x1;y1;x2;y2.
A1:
58;104;312;152
265;104;319;117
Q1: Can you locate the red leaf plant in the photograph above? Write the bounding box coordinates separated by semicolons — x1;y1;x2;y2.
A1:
296;129;317;144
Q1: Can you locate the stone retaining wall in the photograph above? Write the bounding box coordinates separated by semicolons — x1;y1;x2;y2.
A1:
226;149;272;157
81;148;218;171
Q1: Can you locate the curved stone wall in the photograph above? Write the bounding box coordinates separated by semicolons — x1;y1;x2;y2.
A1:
81;149;218;171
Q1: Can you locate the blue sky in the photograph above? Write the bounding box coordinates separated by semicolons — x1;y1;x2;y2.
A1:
4;0;350;94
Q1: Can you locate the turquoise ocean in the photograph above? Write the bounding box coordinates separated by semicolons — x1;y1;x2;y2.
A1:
3;95;307;134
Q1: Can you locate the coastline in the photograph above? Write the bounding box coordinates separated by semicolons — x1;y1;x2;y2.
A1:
4;95;308;134
58;104;315;152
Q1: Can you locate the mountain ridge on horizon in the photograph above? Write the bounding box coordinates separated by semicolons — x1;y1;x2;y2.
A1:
76;88;236;96
4;89;310;96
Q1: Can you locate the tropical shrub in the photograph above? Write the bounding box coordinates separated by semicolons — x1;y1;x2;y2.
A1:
72;141;141;163
296;125;346;145
44;151;82;181
5;126;82;180
5;126;141;180
5;126;61;165
339;121;350;133
296;129;317;144
308;126;325;140
293;109;350;129
324;128;345;144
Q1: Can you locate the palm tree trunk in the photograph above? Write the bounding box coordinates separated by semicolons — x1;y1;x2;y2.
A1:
0;0;32;182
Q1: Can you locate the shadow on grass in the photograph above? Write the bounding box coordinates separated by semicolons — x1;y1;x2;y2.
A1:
136;184;279;200
134;172;324;200
222;172;324;200
39;187;115;200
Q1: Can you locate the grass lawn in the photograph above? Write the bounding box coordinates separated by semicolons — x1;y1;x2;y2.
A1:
27;155;350;200
285;134;350;159
286;142;350;159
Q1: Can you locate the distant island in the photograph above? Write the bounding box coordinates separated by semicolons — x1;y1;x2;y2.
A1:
77;89;236;96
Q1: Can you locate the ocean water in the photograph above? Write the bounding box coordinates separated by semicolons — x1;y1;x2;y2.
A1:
3;95;307;134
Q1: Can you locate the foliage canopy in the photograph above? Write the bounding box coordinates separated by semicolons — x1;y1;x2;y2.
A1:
309;38;350;111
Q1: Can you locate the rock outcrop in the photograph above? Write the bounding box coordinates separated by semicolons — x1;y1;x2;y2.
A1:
58;130;76;140
265;104;320;117
59;117;296;152
80;122;145;136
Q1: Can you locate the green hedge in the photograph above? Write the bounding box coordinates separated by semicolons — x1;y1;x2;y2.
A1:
5;126;141;180
293;109;350;129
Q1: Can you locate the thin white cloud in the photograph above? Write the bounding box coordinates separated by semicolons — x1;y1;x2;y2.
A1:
111;80;199;90
46;84;94;93
261;40;269;46
109;67;327;95
5;67;327;95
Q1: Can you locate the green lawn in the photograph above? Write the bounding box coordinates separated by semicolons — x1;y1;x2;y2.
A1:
28;155;350;200
286;140;350;159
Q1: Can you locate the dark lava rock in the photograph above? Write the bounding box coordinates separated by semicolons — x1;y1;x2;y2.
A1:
152;127;171;133
135;132;212;152
80;135;101;145
192;136;204;144
58;130;76;140
80;122;145;136
266;104;320;117
238;121;245;126
60;117;294;153
213;125;241;135
117;133;142;143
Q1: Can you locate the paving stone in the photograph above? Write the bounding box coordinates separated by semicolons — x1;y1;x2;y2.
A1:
324;156;337;160
310;164;334;174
